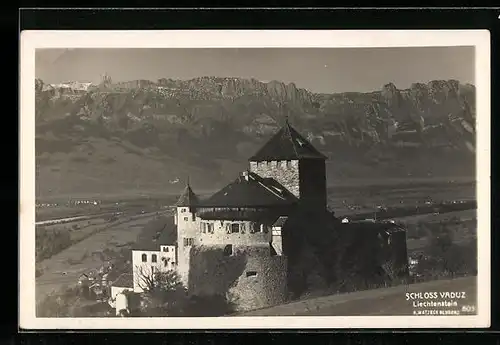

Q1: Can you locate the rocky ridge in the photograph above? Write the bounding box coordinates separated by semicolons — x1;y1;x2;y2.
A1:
35;76;476;197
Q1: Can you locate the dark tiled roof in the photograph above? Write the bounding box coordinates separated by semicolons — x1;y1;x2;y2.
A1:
132;216;177;251
200;171;298;208
249;121;327;161
112;273;134;288
176;184;199;207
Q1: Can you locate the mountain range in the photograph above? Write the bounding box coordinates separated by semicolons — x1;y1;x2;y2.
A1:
35;76;476;198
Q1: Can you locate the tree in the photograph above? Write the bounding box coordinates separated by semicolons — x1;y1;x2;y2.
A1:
135;266;187;316
428;224;454;255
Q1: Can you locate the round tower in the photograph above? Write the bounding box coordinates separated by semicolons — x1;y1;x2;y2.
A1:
175;178;199;287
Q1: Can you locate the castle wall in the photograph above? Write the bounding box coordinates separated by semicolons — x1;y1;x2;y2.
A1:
176;207;199;287
198;219;272;246
188;245;287;312
299;159;327;211
249;160;300;198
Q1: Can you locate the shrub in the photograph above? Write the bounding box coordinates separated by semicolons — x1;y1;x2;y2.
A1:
36;228;73;262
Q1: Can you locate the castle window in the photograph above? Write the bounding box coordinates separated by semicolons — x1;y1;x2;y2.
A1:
251;223;260;233
231;223;240;233
246;271;257;277
151;254;157;263
181;208;186;213
223;244;233;256
201;223;206;233
207;223;214;234
164;260;168;267
183;217;188;221
183;238;194;247
286;160;291;168
240;223;246;234
141;254;147;262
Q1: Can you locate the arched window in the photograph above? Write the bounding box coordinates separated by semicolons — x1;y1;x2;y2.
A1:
223;244;233;256
152;254;157;263
141;253;147;262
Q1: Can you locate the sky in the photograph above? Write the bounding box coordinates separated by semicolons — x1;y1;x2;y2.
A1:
35;47;475;94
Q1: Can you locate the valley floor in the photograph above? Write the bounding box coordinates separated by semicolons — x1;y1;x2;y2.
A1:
35;211;162;305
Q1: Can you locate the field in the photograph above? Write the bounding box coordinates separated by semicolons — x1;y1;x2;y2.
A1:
328;179;475;217
35;211;168;304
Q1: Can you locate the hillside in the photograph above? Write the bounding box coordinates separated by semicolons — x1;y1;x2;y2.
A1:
237;276;477;316
35;76;476;198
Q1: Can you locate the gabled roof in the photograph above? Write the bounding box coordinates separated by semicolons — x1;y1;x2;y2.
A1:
112;273;134;289
249;121;327;161
176;182;199;207
132;216;177;251
200;171;298;208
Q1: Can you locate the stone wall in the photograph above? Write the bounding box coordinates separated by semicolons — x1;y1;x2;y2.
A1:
249;160;300;198
188;245;288;312
198;219;272;246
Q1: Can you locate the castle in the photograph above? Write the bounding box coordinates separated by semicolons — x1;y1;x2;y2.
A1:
118;120;408;313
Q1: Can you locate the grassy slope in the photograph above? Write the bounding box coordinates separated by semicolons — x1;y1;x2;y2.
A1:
237;276;477;316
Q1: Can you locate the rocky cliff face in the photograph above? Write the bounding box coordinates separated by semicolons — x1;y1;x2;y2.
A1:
34;76;476;197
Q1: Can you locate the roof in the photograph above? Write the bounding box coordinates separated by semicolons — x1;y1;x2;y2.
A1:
200;171;298;208
272;216;289;227
112;273;134;288
176;183;199;207
132;216;177;251
249;121;327;161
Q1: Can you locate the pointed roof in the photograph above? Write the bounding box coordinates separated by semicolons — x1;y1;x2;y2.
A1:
249;120;327;161
176;179;199;207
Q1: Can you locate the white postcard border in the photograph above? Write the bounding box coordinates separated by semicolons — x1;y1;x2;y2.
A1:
20;29;491;329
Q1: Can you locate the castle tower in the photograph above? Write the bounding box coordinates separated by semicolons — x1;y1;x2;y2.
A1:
174;178;199;287
248;119;328;212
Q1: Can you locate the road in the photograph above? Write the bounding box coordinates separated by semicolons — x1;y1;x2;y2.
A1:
238;276;477;316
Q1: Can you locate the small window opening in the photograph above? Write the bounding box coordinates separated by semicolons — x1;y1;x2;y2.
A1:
246;271;257;277
141;254;147;262
223;244;233;256
151;254;157;263
231;223;240;233
183;217;188;221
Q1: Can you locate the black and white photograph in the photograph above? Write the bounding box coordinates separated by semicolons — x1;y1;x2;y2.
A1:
19;30;490;329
